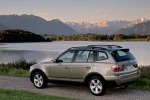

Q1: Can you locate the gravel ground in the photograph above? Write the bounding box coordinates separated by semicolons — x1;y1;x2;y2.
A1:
0;76;150;100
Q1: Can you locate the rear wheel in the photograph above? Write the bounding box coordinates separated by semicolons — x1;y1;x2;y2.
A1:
88;76;106;96
32;72;48;88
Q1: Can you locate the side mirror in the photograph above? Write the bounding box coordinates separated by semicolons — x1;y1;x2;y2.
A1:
53;59;63;63
52;59;56;63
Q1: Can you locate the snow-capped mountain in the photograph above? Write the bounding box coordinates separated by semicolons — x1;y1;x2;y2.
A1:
124;18;149;28
66;18;149;34
115;20;150;35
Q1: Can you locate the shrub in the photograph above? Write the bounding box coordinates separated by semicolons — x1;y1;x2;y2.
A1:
0;57;36;70
138;65;150;79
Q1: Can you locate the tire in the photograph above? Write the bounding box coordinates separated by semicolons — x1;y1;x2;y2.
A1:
88;76;106;96
32;71;48;89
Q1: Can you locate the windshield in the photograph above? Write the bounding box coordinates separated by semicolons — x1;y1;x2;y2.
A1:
111;49;135;62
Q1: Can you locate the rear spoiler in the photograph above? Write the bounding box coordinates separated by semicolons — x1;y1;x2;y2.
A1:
113;48;129;52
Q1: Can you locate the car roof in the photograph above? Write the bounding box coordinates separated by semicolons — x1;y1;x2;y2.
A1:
68;45;129;52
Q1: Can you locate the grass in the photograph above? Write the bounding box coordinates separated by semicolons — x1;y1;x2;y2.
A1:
0;89;76;100
129;66;150;91
129;78;150;91
0;67;29;77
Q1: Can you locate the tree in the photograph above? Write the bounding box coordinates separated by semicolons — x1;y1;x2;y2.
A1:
147;35;150;41
0;29;51;42
113;34;122;41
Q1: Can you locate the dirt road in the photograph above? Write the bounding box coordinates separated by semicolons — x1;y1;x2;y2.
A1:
0;76;149;100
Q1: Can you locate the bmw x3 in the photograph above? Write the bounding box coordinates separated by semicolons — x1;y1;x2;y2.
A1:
30;45;140;96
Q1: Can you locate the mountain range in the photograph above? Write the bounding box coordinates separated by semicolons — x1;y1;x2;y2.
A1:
66;18;149;34
0;14;77;35
0;14;150;35
115;21;150;35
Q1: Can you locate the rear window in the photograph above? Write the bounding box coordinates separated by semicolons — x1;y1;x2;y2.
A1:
111;49;135;62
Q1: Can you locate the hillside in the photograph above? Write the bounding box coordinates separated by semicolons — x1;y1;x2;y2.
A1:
0;14;77;35
0;29;51;42
115;21;150;35
47;19;78;35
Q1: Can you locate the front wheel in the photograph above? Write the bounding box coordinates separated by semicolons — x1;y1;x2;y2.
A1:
33;72;48;88
88;76;106;96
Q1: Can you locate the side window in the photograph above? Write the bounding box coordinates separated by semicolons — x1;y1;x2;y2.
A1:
96;51;108;61
75;51;90;62
58;51;75;63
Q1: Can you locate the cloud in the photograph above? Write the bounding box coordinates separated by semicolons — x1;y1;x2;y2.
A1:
96;8;105;13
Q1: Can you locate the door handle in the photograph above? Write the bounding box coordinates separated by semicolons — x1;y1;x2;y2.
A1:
86;67;91;70
65;66;70;69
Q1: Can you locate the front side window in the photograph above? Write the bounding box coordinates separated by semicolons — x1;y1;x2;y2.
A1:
58;50;75;63
96;51;108;61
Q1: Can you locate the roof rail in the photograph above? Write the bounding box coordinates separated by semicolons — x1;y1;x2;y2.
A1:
88;45;122;48
68;46;107;50
68;46;87;50
68;45;122;50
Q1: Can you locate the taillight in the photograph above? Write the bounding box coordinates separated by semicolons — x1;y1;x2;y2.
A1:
112;65;124;72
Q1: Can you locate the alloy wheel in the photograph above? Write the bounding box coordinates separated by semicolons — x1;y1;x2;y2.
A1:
34;74;44;88
90;79;102;94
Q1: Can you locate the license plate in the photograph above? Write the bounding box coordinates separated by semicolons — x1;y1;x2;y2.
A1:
124;65;135;71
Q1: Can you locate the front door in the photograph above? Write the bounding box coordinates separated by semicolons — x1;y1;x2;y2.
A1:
50;50;75;79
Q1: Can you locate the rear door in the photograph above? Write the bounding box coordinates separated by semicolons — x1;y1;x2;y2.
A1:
70;50;94;80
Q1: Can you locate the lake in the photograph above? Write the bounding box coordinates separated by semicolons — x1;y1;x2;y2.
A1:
0;41;150;65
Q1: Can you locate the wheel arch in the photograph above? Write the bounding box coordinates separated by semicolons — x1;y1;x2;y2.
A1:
30;69;48;83
84;72;106;84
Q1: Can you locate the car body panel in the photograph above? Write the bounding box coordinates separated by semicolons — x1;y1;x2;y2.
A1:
70;62;93;80
49;62;71;78
30;62;50;77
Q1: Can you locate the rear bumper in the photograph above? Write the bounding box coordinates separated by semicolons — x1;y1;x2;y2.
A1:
104;70;141;85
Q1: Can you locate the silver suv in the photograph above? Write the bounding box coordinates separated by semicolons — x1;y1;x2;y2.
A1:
30;45;140;96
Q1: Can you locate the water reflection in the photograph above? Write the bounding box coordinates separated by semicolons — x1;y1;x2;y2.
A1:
0;50;61;63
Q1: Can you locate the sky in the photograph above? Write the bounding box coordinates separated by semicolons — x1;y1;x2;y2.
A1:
0;0;150;23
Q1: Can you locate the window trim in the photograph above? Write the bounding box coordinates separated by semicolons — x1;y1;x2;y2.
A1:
95;51;108;61
87;51;94;63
